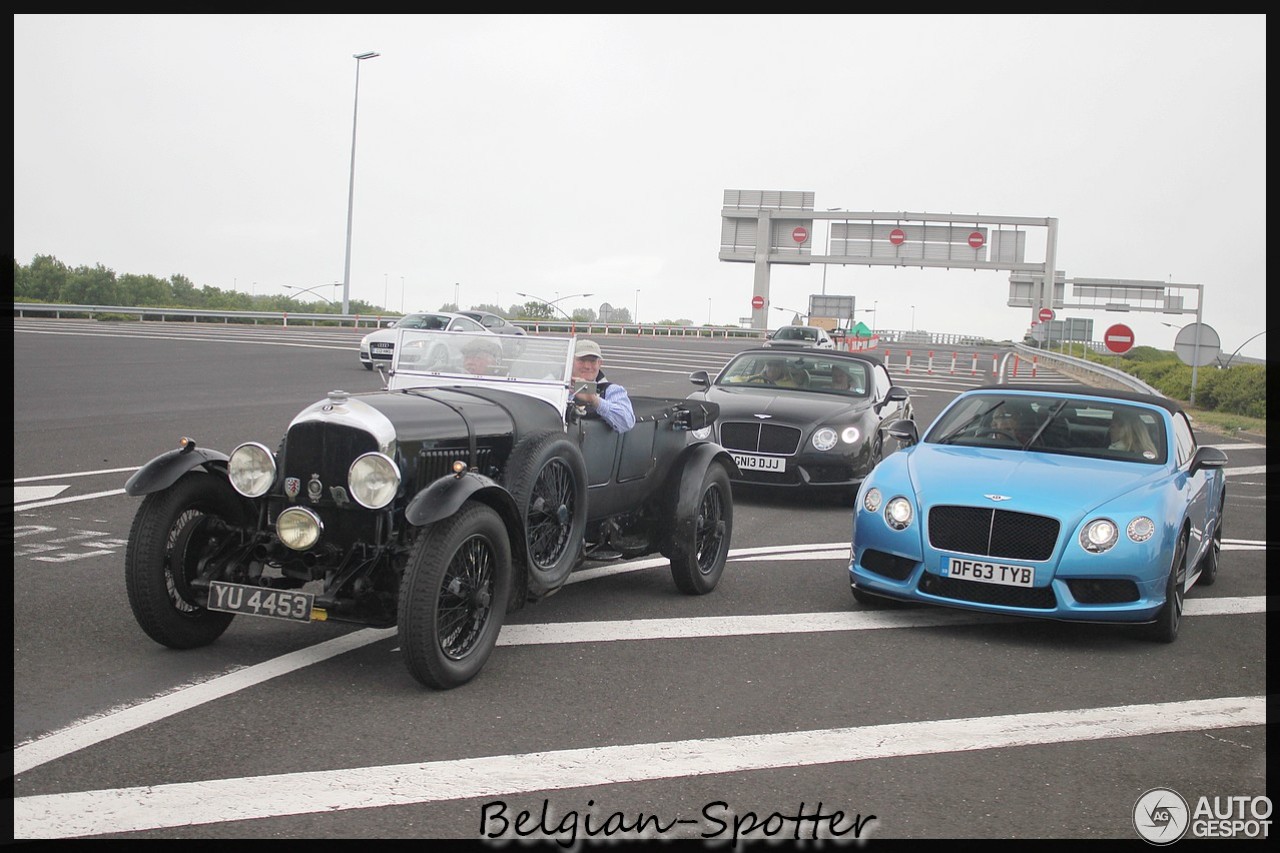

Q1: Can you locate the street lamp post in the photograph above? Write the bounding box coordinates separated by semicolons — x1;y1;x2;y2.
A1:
1221;330;1267;369
911;304;916;331
635;289;640;326
400;276;405;313
821;208;840;295
341;50;379;317
383;273;388;311
515;291;592;322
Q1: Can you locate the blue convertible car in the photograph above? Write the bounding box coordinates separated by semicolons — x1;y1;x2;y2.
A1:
848;385;1228;642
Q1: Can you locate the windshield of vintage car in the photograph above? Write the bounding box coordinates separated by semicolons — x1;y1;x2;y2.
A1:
385;329;574;403
716;354;869;396
925;394;1168;463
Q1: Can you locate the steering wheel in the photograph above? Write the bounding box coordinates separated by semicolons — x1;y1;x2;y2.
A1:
982;430;1020;442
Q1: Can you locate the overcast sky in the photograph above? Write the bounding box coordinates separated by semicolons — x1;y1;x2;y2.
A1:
13;14;1267;359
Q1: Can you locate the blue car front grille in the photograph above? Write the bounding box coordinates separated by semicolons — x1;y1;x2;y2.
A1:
928;506;1060;561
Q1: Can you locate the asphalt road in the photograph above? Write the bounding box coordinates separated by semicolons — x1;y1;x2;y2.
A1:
12;318;1268;841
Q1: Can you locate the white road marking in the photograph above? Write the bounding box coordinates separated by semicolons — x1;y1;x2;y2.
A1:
13;593;1266;776
13;695;1265;839
12;485;69;502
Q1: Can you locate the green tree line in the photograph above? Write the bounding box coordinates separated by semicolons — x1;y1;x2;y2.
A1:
11;255;693;325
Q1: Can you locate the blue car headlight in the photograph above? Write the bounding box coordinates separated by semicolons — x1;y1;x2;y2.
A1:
863;487;883;513
885;496;914;530
1126;516;1156;543
1080;518;1119;553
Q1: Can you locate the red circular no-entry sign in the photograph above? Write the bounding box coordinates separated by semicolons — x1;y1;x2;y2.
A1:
1105;323;1135;354
751;295;765;309
889;228;906;245
968;231;985;249
792;226;808;244
1039;308;1055;322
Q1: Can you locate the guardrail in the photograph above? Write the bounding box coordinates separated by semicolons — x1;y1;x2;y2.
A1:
1013;343;1162;395
9;303;766;339
12;302;1147;393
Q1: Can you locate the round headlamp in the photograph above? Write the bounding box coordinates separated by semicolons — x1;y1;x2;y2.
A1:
1126;516;1156;543
1080;518;1119;553
812;427;839;451
228;442;276;498
349;452;400;509
885;497;914;530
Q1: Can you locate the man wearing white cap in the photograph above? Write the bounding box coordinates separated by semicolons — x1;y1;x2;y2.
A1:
571;338;635;433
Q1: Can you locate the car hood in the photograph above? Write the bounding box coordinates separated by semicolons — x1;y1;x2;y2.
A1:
699;386;872;421
903;444;1165;515
361;328;397;345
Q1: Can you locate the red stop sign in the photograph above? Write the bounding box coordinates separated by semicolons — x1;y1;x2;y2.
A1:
792;226;808;244
889;228;906;245
751;295;765;309
1039;308;1055;322
1105;323;1135;354
968;231;985;249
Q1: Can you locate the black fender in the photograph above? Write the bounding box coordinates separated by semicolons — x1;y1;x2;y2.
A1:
664;441;738;542
405;471;520;528
124;444;230;496
405;472;528;607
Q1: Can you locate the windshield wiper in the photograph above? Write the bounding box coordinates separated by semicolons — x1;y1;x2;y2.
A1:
934;401;1005;445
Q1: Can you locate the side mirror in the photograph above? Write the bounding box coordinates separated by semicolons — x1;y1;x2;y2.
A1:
688;370;711;390
887;418;919;446
1189;445;1229;476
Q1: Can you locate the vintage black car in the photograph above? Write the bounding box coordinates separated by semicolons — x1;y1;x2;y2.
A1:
124;330;736;689
686;348;912;498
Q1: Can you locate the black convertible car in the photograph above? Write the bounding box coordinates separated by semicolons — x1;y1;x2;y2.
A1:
124;330;736;689
686;348;913;497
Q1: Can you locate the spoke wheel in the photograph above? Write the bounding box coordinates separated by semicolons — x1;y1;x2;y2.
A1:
398;503;512;689
125;472;247;649
503;432;587;590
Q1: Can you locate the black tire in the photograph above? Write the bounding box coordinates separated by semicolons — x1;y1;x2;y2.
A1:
503;432;588;590
1195;516;1222;587
397;503;513;689
124;472;247;649
669;462;732;595
1143;530;1187;643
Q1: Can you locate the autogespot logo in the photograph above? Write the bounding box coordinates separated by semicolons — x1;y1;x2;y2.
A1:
1134;788;1190;845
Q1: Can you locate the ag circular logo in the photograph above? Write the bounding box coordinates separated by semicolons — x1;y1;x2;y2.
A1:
1134;788;1190;844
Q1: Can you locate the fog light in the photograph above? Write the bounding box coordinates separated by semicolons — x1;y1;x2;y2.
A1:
277;506;322;551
